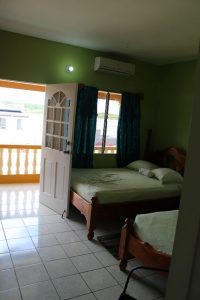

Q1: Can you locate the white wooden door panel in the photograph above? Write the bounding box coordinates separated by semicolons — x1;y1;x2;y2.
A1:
43;158;52;195
40;83;78;214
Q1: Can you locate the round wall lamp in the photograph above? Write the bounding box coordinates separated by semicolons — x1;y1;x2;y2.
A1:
65;65;74;73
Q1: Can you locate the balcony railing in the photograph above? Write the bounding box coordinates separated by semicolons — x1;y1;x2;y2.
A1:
0;145;41;183
94;146;116;154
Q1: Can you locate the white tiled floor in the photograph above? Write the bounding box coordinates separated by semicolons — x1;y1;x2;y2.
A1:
0;184;167;299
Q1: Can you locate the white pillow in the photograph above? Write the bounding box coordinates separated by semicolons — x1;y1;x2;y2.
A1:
139;168;154;178
151;168;183;184
126;160;159;171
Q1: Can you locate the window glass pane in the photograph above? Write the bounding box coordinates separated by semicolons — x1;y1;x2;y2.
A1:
105;93;121;154
17;119;23;130
0;117;6;129
94;92;106;153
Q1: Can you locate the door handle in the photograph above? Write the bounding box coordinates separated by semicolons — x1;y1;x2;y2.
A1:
63;141;71;154
64;150;70;154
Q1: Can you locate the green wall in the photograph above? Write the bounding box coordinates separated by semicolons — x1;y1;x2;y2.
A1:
154;60;197;150
0;30;197;161
0;29;160;161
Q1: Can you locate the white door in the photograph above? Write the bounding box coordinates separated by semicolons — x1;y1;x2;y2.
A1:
40;83;78;215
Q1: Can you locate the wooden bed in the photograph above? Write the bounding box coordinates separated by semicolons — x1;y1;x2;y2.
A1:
70;146;185;240
118;211;178;273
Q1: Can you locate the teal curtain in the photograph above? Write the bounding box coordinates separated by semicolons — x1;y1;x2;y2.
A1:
72;86;98;168
117;92;140;167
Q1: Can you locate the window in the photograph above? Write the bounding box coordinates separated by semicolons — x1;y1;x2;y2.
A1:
0;117;6;129
17;119;23;130
94;91;121;154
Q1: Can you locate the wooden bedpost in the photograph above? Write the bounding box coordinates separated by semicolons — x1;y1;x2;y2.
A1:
143;128;152;160
86;197;98;240
119;218;133;270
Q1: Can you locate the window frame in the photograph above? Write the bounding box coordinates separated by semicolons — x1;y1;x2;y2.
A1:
94;91;121;154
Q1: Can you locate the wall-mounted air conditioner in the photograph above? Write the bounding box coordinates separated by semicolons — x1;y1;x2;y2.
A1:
94;57;135;77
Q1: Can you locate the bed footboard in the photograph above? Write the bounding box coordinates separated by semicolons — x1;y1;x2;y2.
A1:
70;190;180;241
118;218;171;274
70;191;98;240
119;218;134;270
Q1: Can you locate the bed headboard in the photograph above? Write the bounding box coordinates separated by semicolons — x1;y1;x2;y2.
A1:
150;146;186;175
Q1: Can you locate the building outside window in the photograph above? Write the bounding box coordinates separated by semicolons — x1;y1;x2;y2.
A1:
17;118;23;130
94;91;121;154
0;117;6;129
0;80;45;145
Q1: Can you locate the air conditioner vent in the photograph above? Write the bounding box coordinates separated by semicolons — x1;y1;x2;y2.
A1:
94;57;135;77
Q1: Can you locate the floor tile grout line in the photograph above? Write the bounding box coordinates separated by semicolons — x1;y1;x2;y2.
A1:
32;226;95;300
119;272;166;298
8;244;26;300
78;268;104;296
94;257;126;287
12;236;62;300
105;265;130;285
35;252;63;300
93;250;119;267
23;222;73;237
50;273;90;300
0;202;61;299
1;184;167;299
0;222;10;255
79;267;119;294
59;242;91;258
68;292;98;300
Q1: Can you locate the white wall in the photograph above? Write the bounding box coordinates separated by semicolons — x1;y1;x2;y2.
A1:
166;48;200;299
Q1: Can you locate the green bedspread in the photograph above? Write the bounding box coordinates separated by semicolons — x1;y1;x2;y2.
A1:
134;210;179;255
71;168;182;205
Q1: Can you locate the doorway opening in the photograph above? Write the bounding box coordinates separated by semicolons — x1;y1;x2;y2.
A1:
0;79;45;183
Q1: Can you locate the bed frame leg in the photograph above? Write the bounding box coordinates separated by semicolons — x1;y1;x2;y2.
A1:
87;230;94;240
119;259;127;271
119;218;133;270
86;197;97;240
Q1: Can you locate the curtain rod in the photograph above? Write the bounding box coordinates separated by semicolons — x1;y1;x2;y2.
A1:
78;84;144;99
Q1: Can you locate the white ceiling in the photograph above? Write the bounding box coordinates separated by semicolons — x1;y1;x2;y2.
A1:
0;0;199;65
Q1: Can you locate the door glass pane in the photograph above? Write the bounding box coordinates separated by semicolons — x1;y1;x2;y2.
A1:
61;138;67;152
53;137;60;150
47;108;54;120
61;124;68;138
62;109;70;123
45;135;52;148
46;121;53;134
55;108;61;121
66;98;70;107
61;98;70;107
53;122;61;135
48;98;55;106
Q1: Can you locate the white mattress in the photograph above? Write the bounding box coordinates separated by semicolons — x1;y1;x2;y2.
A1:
71;168;182;204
